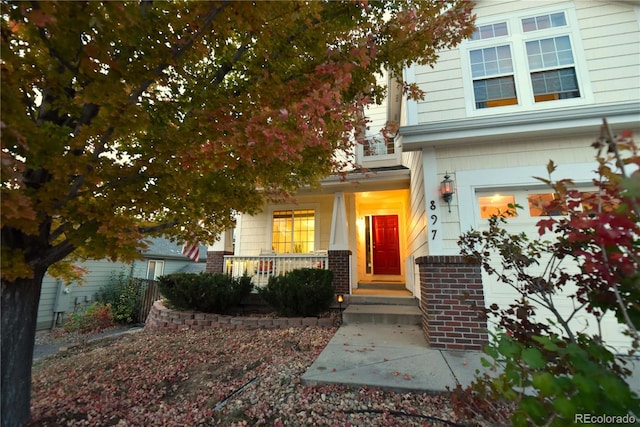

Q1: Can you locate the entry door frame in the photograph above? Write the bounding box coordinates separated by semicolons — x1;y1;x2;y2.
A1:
371;214;402;276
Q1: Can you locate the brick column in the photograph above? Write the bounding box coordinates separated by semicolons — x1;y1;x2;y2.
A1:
328;250;351;295
415;255;487;351
206;251;233;274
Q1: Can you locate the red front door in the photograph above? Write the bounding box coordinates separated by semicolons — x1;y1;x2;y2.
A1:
372;215;401;275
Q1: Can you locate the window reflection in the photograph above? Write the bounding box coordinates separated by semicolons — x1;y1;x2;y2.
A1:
478;194;516;218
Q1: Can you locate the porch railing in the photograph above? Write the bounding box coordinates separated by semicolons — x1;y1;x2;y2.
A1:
224;254;329;286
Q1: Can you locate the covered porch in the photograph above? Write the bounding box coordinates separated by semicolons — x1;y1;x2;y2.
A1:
207;165;414;297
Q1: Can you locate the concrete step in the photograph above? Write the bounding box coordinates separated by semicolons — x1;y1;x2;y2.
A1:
347;295;418;306
357;282;406;290
342;304;422;326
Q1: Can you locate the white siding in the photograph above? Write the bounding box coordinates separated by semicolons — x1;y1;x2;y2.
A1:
364;74;389;136
414;49;467;123
404;150;427;298
437;135;597;173
405;150;428;260
411;0;639;126
235;209;271;255
577;2;640;104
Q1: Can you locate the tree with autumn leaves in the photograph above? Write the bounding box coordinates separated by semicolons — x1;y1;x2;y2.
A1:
1;1;475;425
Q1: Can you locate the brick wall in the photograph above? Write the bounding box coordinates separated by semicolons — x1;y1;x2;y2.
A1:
206;251;233;274
145;301;335;331
328;250;351;294
415;255;487;351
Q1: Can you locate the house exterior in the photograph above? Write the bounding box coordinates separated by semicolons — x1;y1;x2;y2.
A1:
37;237;205;330
208;0;640;352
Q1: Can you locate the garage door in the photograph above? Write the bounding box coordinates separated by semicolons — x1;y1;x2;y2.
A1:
476;188;632;352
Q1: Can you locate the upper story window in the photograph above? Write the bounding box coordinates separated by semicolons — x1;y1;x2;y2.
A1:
522;12;566;32
363;134;395;157
471;44;517;108
526;35;579;102
462;6;589;114
472;22;509;40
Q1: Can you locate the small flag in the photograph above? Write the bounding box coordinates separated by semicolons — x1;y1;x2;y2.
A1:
182;241;200;262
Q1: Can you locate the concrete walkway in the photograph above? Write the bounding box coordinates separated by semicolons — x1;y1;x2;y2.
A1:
302;323;488;393
302;323;640;395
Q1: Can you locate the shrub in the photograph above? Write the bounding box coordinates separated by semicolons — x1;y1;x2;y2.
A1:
157;273;253;314
97;269;148;324
258;268;334;317
64;302;114;334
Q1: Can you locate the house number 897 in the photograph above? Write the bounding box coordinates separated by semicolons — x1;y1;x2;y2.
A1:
430;201;438;240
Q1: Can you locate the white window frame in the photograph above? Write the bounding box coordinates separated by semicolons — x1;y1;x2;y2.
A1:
146;260;164;280
267;204;320;254
460;4;593;117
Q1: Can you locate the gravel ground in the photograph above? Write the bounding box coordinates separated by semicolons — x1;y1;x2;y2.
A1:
29;326;476;426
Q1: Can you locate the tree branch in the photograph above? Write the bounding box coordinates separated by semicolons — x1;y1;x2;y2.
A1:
129;1;232;104
138;220;179;234
600;118;639;341
602;118;640;218
60;2;231;211
31;1;81;76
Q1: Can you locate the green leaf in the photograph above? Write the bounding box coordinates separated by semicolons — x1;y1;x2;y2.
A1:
621;174;640;198
511;411;529;427
497;336;521;358
522;347;546;369
600;375;629;403
573;373;597;395
485;343;500;359
521;396;548;424
532;335;560;352
532;371;556;396
552;396;575;419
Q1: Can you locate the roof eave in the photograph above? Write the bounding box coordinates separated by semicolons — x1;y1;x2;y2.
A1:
400;102;640;150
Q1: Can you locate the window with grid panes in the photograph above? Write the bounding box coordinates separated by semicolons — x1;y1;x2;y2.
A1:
271;209;315;253
465;7;583;111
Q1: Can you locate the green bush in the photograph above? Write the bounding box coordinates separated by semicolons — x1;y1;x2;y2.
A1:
258;268;334;317
157;272;253;314
97;270;147;324
453;332;640;426
64;302;114;334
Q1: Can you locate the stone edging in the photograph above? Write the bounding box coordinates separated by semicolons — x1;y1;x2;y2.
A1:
145;300;335;331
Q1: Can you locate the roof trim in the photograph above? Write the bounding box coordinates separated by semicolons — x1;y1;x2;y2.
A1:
299;165;411;194
399;102;640;149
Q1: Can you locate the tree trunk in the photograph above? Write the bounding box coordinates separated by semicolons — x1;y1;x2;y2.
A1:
1;270;45;427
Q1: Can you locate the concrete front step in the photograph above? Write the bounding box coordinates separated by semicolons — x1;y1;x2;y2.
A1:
357;282;406;290
342;304;422;325
347;295;418;306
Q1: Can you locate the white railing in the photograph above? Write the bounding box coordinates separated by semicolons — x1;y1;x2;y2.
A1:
224;254;329;287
